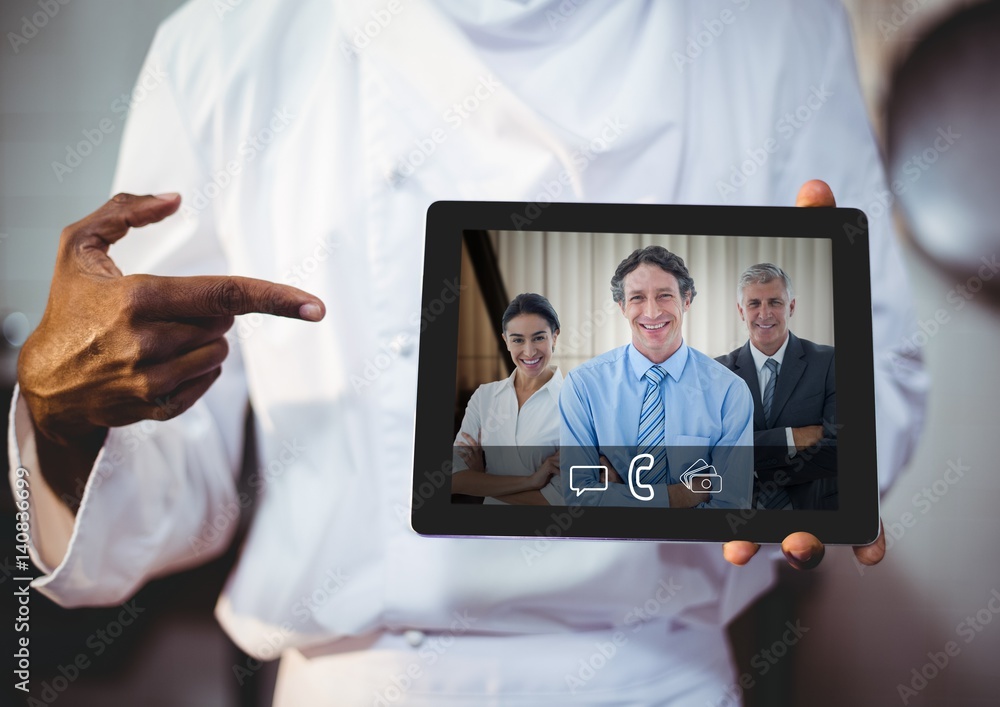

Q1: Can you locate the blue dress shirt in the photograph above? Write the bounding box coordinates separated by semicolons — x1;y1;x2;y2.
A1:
559;342;754;508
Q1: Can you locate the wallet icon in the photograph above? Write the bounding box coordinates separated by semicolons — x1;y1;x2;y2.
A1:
680;459;722;494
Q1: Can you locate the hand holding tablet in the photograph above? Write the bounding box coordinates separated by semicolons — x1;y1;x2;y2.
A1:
412;181;884;565
725;180;885;570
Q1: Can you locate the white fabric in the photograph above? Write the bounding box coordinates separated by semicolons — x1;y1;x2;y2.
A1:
6;0;928;701
271;622;737;707
748;335;797;456
453;367;563;505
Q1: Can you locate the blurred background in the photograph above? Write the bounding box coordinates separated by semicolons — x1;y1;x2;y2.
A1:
2;1;997;705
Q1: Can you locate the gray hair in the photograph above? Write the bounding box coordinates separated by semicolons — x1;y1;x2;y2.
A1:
736;263;794;303
611;245;696;305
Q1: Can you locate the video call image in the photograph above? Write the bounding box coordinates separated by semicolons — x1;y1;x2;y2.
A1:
452;230;837;511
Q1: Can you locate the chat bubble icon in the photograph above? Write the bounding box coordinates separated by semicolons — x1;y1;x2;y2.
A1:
569;466;609;497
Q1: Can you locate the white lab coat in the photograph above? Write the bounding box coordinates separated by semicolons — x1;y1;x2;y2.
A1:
8;0;927;702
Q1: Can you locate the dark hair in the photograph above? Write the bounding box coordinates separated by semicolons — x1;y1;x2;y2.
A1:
610;246;696;304
501;293;560;334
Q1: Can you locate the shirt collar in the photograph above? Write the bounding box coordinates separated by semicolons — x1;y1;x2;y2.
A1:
499;366;563;397
748;333;791;373
627;341;689;383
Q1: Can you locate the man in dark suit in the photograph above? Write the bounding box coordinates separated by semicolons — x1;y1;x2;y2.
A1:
716;264;837;510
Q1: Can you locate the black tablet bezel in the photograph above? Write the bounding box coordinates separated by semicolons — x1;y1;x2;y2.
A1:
411;201;879;545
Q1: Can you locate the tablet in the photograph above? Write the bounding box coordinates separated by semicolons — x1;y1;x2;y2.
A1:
411;201;879;545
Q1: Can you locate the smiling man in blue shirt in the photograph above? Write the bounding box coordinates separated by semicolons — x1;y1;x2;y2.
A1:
560;246;754;508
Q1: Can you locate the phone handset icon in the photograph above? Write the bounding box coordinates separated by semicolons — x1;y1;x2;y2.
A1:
628;453;655;502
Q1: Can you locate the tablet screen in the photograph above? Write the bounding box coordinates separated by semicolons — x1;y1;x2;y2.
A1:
412;202;878;544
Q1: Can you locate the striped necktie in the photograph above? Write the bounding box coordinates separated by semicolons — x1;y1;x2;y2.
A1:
637;365;667;484
762;357;779;425
758;357;791;509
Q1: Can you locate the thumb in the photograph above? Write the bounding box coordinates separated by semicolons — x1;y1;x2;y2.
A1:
60;192;182;277
794;179;836;208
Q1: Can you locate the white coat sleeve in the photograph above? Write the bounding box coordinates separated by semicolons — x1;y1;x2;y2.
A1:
770;0;929;495
6;26;248;607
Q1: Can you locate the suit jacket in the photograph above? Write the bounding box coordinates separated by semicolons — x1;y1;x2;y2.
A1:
716;333;837;509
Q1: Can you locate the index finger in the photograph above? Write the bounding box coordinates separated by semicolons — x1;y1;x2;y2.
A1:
134;274;325;321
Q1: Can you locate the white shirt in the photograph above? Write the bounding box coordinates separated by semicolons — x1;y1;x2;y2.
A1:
7;0;927;692
747;334;798;456
453;367;563;505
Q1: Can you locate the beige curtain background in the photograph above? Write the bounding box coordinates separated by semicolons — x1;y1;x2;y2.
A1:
457;231;833;393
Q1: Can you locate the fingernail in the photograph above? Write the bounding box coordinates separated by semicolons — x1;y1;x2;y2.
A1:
299;303;323;321
789;549;812;563
154;192;180;201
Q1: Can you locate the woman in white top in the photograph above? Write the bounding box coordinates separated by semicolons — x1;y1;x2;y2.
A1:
453;293;563;505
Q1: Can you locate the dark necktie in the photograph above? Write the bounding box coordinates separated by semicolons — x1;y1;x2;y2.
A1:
758;358;791;510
